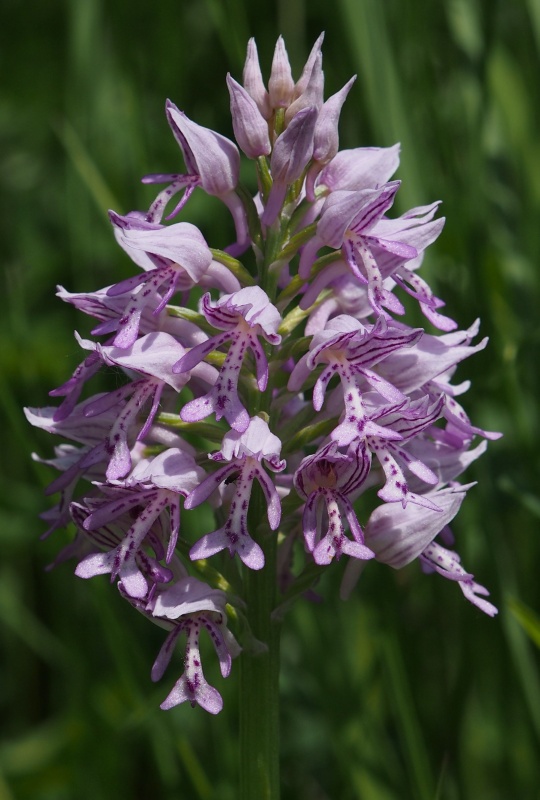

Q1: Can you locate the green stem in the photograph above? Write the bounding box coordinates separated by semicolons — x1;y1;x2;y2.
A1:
237;181;290;800
239;488;281;799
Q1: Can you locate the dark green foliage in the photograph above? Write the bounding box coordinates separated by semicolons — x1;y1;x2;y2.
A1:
1;0;539;796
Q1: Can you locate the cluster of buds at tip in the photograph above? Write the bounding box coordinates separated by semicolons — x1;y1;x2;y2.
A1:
27;33;500;714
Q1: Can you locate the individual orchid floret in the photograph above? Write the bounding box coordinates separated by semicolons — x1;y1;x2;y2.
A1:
185;417;286;570
227;74;271;158
77;331;217;480
110;214;212;284
288;315;422;443
165;101;240;198
340;481;496;612
295;141;400;234
72;501;178;595
145;578;240;713
294;441;374;565
174;287;282;432
76;448;205;599
298;184;451;327
108;213;214;348
343;481;498;615
143;102;249;253
299;183;408;317
112;213;239;297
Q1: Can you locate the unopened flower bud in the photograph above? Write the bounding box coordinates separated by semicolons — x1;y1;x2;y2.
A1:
268;35;295;108
227;74;271;158
313;75;356;164
243;38;271;119
284;51;325;125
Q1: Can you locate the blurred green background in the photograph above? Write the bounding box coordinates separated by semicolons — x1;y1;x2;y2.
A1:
1;0;539;797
